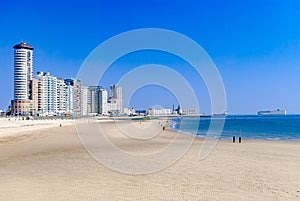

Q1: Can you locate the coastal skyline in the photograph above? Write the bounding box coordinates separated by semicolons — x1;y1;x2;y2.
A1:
1;0;300;114
9;41;125;116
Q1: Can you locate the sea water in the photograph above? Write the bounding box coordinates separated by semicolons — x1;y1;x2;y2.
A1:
170;115;300;141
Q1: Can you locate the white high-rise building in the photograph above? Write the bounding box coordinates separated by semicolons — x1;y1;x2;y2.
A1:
99;88;108;115
36;72;58;115
32;73;83;116
13;42;33;100
11;42;34;115
66;83;74;114
64;79;81;116
109;85;123;114
87;86;108;115
73;80;82;115
81;86;88;116
56;78;67;115
87;86;99;115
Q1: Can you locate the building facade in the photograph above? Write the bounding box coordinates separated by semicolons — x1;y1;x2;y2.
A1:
28;74;83;116
87;86;99;115
99;88;108;115
29;78;40;115
73;80;82;115
56;78;67;115
147;108;171;116
87;86;108;115
10;43;126;117
81;86;88;116
36;72;58;115
13;42;33;100
64;78;82;116
108;85;123;115
11;42;34;115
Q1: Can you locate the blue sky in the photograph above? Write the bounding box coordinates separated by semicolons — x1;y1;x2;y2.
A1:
0;0;299;114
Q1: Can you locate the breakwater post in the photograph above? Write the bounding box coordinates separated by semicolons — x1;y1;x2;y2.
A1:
233;136;235;143
239;137;242;143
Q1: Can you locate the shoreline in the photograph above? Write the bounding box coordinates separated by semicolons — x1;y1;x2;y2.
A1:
0;117;299;143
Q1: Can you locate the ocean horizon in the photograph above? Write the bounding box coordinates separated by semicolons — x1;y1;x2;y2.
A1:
169;115;300;141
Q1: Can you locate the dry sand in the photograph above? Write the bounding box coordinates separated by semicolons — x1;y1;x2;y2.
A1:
0;119;300;200
0;118;74;138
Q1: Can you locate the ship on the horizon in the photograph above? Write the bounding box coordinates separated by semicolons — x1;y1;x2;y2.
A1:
213;111;228;116
257;109;286;115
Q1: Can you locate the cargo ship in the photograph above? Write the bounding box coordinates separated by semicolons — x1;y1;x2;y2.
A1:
213;111;228;116
257;109;286;115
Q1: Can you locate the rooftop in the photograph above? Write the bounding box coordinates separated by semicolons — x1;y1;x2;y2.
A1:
13;42;34;50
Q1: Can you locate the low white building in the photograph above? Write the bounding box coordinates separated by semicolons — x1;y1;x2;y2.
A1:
181;108;198;115
147;108;171;116
123;108;136;116
107;102;118;112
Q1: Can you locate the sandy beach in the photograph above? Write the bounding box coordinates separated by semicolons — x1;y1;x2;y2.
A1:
0;119;300;200
0;118;74;139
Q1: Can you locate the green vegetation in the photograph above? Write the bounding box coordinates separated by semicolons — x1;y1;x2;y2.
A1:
131;116;151;121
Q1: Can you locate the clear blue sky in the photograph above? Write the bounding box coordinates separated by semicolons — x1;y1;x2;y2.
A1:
0;0;299;114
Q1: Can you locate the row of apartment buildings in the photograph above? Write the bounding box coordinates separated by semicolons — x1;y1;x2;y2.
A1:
10;42;122;116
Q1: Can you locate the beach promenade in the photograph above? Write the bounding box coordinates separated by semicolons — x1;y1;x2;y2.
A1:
0;119;299;200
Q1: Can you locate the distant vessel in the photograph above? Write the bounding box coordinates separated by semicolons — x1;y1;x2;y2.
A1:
213;111;228;116
257;109;286;115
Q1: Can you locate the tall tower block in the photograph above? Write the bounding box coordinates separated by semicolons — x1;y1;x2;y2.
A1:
13;42;33;100
11;42;33;115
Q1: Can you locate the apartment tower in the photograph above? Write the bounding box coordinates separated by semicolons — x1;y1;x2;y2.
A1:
11;42;34;115
109;85;123;114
